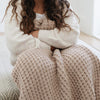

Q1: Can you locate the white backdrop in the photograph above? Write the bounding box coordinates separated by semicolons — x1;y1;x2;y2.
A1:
0;0;9;32
93;0;100;35
69;0;100;35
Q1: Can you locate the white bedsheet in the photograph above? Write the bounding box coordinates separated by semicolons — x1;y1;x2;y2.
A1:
0;36;19;99
0;36;13;90
0;35;100;99
77;39;100;59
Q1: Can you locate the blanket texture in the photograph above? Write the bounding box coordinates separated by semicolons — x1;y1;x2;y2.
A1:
12;45;100;100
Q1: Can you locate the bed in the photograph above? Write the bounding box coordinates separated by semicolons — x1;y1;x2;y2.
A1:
0;35;100;100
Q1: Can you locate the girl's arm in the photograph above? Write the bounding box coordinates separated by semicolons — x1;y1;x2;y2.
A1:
4;5;50;57
38;10;80;49
31;31;56;51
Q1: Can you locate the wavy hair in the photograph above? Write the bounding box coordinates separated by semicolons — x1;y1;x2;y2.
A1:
3;0;78;34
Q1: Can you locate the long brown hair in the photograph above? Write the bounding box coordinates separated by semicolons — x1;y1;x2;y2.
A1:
3;0;78;34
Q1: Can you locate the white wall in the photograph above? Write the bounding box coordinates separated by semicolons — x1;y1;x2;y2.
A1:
69;0;94;35
93;0;100;35
70;0;100;36
0;0;9;32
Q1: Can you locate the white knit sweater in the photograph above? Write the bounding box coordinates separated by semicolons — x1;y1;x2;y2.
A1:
4;1;80;66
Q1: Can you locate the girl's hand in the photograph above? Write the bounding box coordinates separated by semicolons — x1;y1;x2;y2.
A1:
51;46;56;51
30;31;56;51
30;30;39;38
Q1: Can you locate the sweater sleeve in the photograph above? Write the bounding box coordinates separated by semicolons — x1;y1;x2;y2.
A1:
38;7;80;49
4;4;49;57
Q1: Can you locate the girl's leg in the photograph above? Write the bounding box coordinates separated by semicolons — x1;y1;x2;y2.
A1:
12;48;60;100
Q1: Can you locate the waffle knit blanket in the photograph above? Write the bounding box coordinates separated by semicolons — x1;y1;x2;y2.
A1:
12;45;100;100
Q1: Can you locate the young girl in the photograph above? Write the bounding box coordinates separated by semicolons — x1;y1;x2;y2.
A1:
4;0;80;66
5;0;99;100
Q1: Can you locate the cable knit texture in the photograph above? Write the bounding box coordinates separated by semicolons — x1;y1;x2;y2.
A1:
12;45;100;100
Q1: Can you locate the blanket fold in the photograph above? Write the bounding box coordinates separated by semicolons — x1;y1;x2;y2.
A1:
12;45;100;100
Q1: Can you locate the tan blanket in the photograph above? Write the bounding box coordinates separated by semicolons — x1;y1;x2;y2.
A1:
12;45;100;100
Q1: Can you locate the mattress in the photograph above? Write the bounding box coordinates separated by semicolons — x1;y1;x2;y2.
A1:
0;35;100;100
